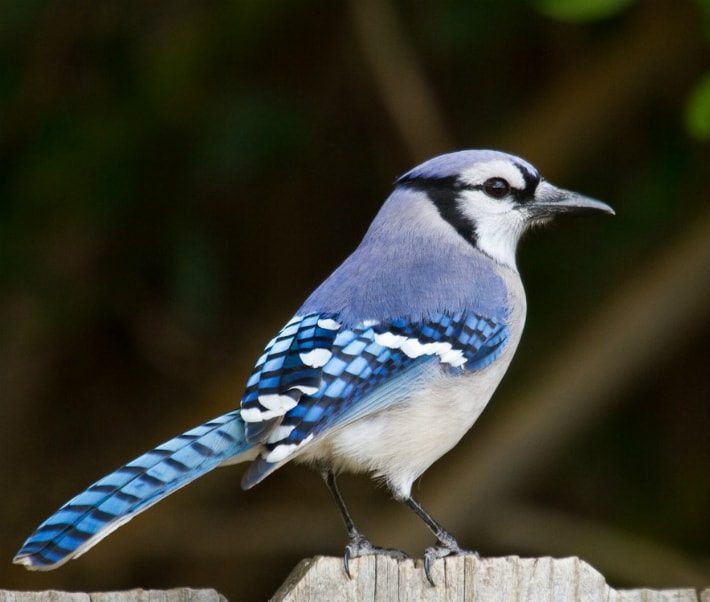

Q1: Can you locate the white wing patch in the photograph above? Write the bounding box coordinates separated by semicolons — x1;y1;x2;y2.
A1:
266;424;296;443
263;434;314;463
299;348;332;368
290;384;319;395
373;331;407;348
241;407;283;423
257;393;298;412
374;332;466;368
317;318;340;330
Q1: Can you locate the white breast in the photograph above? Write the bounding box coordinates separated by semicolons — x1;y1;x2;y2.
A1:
297;266;527;499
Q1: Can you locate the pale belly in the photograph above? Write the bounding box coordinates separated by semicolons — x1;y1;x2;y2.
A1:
297;351;515;499
295;265;526;499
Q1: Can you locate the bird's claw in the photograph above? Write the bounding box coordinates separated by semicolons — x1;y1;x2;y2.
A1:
342;534;409;579
343;545;352;578
423;542;477;587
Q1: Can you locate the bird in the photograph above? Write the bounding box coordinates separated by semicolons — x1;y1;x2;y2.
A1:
14;149;613;585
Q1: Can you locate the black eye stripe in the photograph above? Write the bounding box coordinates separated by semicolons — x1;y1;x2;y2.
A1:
397;165;541;210
397;176;477;247
398;176;537;199
512;161;540;198
396;170;542;248
396;174;468;191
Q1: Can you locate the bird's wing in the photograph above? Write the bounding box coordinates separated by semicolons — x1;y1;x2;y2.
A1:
239;311;508;488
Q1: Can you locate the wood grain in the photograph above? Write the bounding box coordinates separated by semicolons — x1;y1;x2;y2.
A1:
271;555;702;601
0;590;226;602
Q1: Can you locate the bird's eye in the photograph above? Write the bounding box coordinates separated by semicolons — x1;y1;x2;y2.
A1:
483;177;510;199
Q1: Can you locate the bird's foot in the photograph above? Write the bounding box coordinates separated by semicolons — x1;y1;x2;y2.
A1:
423;536;477;587
343;533;409;578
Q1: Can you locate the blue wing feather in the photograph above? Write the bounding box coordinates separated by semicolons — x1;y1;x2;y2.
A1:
239;310;508;488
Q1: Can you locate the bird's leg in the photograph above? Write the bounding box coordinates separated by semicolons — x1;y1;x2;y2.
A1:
320;466;408;578
404;496;477;586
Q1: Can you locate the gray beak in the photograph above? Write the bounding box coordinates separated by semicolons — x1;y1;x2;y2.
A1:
530;181;615;218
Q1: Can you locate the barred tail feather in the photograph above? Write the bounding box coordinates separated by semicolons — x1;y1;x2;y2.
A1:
14;410;255;570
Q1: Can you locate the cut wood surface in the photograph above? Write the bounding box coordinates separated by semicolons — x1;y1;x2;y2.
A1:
2;558;708;601
271;555;708;601
0;590;226;602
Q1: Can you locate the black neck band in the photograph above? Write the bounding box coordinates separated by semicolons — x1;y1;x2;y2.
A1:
398;176;478;247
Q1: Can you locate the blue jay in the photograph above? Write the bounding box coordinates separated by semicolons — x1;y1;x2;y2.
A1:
14;150;613;585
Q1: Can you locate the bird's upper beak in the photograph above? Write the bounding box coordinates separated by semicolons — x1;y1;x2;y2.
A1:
529;181;615;218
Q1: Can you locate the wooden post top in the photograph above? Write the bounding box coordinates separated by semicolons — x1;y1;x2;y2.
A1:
2;557;708;601
272;555;708;602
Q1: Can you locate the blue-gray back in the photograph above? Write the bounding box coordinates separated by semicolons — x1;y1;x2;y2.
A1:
299;187;511;325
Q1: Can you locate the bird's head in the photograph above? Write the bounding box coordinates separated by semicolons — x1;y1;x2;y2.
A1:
396;150;614;270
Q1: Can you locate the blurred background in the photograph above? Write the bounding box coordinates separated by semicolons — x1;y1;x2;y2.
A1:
1;0;709;600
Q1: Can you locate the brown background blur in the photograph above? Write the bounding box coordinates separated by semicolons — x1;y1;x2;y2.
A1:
1;1;709;600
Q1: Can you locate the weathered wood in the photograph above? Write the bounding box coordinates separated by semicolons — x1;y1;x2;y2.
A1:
1;561;705;601
271;556;704;601
0;590;226;602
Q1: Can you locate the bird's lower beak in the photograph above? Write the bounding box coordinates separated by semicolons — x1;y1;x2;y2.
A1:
529;181;615;218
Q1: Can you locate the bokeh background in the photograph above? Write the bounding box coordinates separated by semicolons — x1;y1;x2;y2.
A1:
1;0;709;600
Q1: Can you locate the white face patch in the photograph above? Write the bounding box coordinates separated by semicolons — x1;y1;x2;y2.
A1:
459;159;527;190
457;188;527;270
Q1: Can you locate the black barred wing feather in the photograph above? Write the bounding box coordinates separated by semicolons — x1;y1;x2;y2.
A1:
239;312;509;488
240;314;341;443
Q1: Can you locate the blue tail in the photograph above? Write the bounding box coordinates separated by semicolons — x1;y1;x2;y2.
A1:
14;410;254;570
